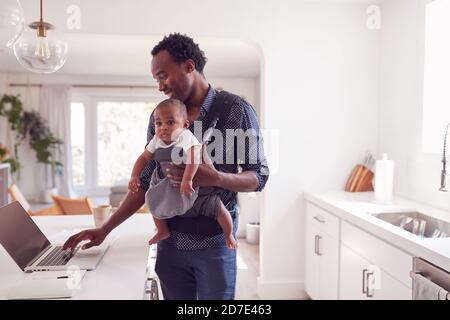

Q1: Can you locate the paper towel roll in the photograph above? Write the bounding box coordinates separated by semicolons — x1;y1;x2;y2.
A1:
374;153;394;204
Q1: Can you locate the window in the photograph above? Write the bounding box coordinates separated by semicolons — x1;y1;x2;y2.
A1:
422;0;450;153
70;90;162;195
71;102;85;186
97;101;156;186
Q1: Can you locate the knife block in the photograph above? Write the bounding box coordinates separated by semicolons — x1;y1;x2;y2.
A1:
345;164;374;192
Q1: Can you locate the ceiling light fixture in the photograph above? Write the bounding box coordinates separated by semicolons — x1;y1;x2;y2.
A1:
13;0;68;73
0;0;25;50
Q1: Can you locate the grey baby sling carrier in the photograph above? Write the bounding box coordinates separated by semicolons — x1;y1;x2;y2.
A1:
150;90;241;236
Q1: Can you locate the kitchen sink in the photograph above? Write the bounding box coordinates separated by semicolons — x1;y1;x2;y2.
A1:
371;211;450;238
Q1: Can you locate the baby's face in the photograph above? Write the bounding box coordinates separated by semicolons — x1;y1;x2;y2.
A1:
154;105;188;144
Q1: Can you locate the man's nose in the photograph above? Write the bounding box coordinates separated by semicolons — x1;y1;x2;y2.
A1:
158;81;166;92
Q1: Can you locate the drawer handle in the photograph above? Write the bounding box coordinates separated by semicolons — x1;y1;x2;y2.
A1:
362;269;374;298
314;235;318;255
314;216;326;223
317;235;322;256
362;269;368;294
366;271;374;298
314;235;322;256
145;278;160;300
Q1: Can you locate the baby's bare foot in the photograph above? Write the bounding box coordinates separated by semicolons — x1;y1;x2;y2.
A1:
148;231;170;245
225;234;238;250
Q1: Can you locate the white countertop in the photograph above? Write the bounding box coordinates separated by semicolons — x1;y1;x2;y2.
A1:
0;214;154;300
304;191;450;271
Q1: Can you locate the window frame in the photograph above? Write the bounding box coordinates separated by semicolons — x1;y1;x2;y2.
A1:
419;0;449;156
71;88;164;197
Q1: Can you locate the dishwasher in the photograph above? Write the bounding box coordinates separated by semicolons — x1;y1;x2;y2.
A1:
410;257;450;300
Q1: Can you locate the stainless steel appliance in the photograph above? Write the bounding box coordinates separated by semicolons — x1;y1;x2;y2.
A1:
143;244;161;300
410;257;450;300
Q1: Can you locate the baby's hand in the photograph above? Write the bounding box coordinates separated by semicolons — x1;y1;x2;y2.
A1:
180;180;195;196
128;176;140;193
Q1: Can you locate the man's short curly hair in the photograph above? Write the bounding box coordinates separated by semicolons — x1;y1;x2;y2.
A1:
151;33;207;74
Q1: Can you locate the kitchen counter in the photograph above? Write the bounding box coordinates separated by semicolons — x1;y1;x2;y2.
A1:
0;214;154;299
304;191;450;271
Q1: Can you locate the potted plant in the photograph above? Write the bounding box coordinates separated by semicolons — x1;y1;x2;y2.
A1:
0;94;26;180
21;110;63;202
0;94;63;201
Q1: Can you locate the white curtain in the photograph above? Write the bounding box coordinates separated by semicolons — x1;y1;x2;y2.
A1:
39;85;74;197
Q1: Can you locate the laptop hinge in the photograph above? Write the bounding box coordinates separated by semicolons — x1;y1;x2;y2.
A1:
26;244;52;269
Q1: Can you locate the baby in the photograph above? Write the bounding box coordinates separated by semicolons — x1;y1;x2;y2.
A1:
128;98;237;249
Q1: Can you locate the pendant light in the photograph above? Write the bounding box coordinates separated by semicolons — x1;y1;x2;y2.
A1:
0;0;25;50
13;0;68;74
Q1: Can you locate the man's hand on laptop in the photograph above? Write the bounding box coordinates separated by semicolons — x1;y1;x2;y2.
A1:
63;227;108;253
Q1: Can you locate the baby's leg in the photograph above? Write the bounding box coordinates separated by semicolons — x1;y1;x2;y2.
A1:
148;217;170;245
217;201;238;249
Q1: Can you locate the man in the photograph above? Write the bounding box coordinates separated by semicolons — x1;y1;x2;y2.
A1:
63;33;269;299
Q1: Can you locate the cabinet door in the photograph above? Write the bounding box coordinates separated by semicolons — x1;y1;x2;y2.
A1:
340;244;412;300
318;232;339;300
370;269;412;300
341;221;412;288
340;244;370;300
305;222;320;299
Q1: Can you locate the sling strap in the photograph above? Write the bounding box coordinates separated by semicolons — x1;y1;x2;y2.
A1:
202;90;240;144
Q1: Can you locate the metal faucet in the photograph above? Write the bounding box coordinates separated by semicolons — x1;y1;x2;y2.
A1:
439;123;450;192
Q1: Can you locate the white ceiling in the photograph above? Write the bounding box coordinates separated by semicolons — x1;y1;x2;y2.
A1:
0;33;261;78
0;0;384;78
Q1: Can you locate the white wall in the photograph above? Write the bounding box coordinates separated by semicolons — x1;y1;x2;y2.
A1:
1;0;380;299
258;3;379;298
379;0;450;212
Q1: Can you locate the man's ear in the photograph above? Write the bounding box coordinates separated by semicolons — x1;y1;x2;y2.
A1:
184;59;195;74
184;119;190;128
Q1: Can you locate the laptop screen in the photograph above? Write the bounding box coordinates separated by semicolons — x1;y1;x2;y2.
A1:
0;201;50;270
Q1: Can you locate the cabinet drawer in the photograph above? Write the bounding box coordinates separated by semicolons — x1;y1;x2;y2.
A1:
306;203;340;238
341;221;412;288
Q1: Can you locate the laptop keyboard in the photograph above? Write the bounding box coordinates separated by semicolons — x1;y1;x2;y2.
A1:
37;246;78;266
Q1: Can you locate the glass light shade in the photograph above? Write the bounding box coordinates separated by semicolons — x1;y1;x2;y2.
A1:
13;27;68;74
0;0;25;50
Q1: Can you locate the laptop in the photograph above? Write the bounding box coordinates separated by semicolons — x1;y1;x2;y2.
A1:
0;201;108;272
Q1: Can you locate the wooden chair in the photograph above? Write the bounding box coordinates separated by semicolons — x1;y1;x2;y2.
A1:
7;184;62;216
113;200;149;214
136;204;150;214
51;194;94;215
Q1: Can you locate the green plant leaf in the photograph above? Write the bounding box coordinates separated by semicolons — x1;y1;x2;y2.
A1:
0;94;65;181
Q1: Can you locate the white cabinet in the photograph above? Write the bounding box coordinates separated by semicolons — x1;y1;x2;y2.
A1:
305;202;412;300
340;244;371;300
305;203;340;300
340;220;412;300
305;220;320;298
304;200;414;300
340;244;412;300
318;231;340;299
341;220;412;287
